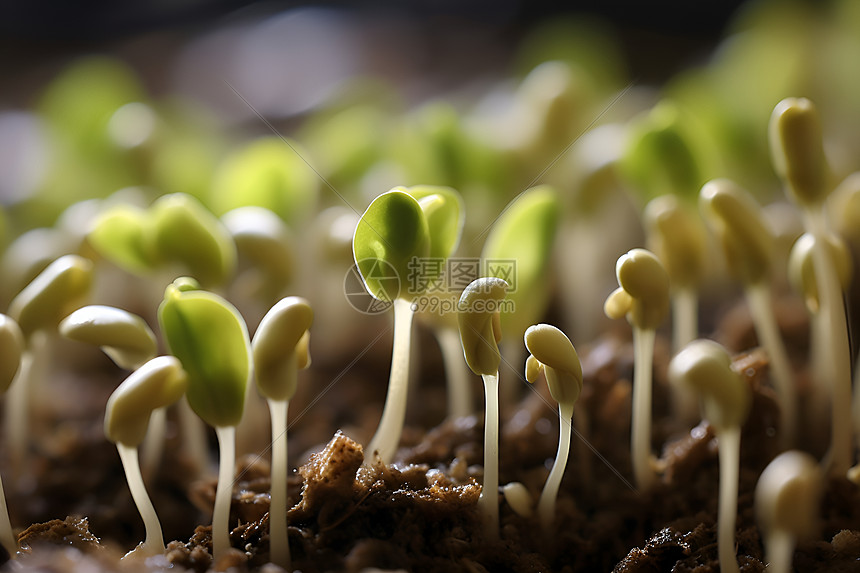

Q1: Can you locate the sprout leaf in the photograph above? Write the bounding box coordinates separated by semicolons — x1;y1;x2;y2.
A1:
60;305;157;370
158;279;250;427
353;190;430;302
105;356;188;447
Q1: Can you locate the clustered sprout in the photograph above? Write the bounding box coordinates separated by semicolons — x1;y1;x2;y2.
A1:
524;323;582;533
603;248;670;490
669;339;751;573
458;276;508;540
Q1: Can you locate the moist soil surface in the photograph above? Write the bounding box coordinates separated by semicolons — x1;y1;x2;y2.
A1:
5;297;860;572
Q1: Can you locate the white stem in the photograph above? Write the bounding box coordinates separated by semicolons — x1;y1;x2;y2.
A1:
5;349;31;482
631;327;657;491
745;283;797;448
267;399;290;570
438;327;474;419
717;426;741;573
179;397;210;475
117;443;164;558
672;288;698;352
366;298;414;465
0;470;16;558
140;407;167;483
764;530;795;573
4;332;48;484
213;426;236;563
479;372;500;540
538;402;574;533
804;209;852;474
670;289;700;426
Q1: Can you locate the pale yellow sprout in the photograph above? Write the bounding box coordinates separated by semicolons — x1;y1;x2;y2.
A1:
755;450;823;573
669;340;751;573
5;254;93;478
502;482;534;518
524;324;582;532
0;315;23;556
787;232;852;314
458;277;508;540
8;254;93;339
770;97;851;475
604;249;669;490
59;305;157;370
644;195;706;422
769;98;830;207
700;178;795;447
252;296;313;570
105;356;188;559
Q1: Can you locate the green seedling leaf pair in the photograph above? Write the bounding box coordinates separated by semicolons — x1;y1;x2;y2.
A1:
354;185;463;303
353;186;463;465
89;193;236;287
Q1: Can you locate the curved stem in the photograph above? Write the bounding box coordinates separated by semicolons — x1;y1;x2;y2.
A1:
212;426;236;563
179;397;210;475
0;472;16;558
804;209;852;474
437;327;474;419
631;327;657;491
140;407;167;483
764;530;795;573
479;372;500;540
745;283;796;448
717;427;741;573
538;402;574;533
267;399;290;570
117;443;164;558
366;298;414;465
